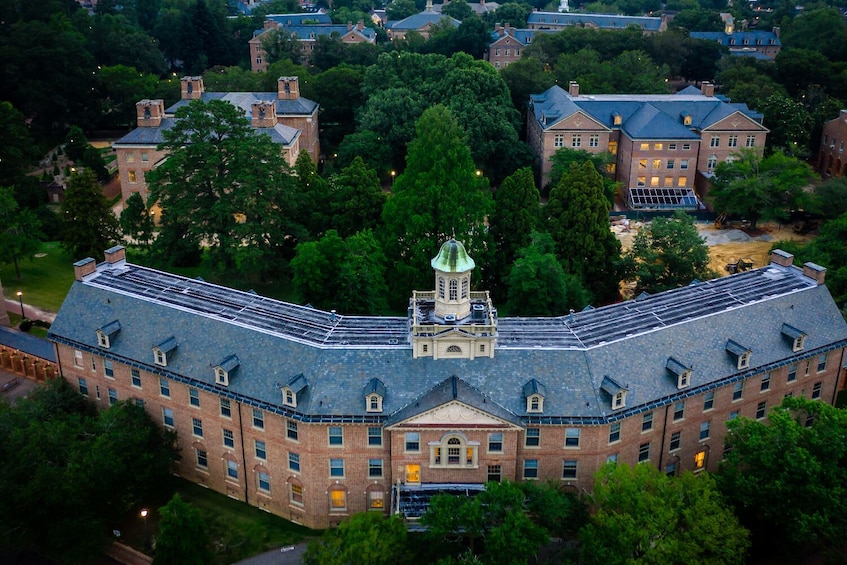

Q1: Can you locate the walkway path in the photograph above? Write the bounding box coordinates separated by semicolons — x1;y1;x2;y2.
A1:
3;299;56;323
231;543;309;565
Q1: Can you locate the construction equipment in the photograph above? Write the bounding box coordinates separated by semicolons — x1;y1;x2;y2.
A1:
714;213;751;230
725;258;755;274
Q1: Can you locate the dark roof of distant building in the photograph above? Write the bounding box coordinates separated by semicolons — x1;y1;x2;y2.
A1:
527;11;663;31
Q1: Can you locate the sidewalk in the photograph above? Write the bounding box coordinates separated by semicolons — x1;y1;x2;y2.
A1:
3;299;56;324
231;542;309;565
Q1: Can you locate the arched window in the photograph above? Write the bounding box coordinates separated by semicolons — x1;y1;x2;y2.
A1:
449;279;458;300
707;154;717;170
430;434;477;468
447;345;461;353
461;278;469;299
438;277;445;299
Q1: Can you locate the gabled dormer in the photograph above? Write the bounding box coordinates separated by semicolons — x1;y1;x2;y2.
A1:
214;354;239;387
601;376;628;410
153;336;177;367
666;357;692;389
282;373;309;408
612;112;622;126
726;339;751;370
781;323;807;352
364;377;386;413
96;320;121;349
680;111;692;126
523;379;546;413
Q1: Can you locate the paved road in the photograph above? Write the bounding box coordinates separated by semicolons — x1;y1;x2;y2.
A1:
3;299;56;323
232;543;309;565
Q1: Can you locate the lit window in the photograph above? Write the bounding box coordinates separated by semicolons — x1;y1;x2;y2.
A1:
608;141;618;153
128;170;137;183
565;427;580;448
290;483;304;505
562;460;578;479
669;431;681;451
405;432;420;452
638;442;650;462
220;398;231;418
637;176;646;187
223;429;234;448
652;158;661;169
654;143;663;150
673;401;685;421
131;368;141;388
523;459;538;479
525;427;540;447
162;407;174;427
651;176;659;187
639;159;647;170
289;452;300;472
369;490;385;510
642;412;654;432
328;426;343;446
196;449;208;469
330;458;345;477
368;427;383;447
159;378;170;397
488;432;503;453
253;408;264;429
678;177;688;187
192;418;203;437
694;449;707;470
369;459;383;478
330;489;346;511
640;143;649;151
189;387;200;407
609;422;621;443
255;439;266;460
226;460;238;480
258;471;270;492
699;420;710;440
287;420;298;441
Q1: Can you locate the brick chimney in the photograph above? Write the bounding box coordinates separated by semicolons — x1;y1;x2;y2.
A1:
180;76;205;100
264;20;279;31
357;19;364;31
802;262;826;285
136;100;165;127
347;20;353;31
278;76;300;100
73;258;96;281
569;81;579;97
104;246;126;265
251;101;277;127
700;81;715;97
770;249;794;267
772;26;780;37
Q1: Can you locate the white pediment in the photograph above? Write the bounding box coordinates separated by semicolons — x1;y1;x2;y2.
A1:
392;400;520;429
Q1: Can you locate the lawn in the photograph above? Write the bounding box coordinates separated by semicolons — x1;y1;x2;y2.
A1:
1;242;76;313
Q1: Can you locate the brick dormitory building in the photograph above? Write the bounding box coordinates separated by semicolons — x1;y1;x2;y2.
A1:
47;240;847;529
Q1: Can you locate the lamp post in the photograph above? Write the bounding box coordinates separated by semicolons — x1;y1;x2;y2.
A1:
140;508;150;549
390;170;396;187
16;291;24;319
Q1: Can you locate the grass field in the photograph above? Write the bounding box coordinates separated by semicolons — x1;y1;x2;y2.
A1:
1;241;76;313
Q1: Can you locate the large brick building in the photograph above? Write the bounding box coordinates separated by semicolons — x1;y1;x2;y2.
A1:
47;241;847;529
113;76;319;205
817;109;847;178
527;82;768;209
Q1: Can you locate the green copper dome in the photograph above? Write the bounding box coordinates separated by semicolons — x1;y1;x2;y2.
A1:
431;238;475;273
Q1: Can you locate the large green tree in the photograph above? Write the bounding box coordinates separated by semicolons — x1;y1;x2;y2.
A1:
718;397;847;556
60;168;120;261
303;512;407;565
120;192;155;251
152;494;213;565
0;186;43;279
580;463;749;565
546;161;622;305
380;105;493;306
328;156;386;237
708;149;818;230
548;147;617;201
625;210;714;294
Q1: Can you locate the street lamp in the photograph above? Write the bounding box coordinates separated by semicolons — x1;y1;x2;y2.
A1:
16;291;24;319
140;508;150;549
390;170;396;186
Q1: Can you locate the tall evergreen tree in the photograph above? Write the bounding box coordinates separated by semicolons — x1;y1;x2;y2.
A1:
60;169;119;261
380;105;493;307
0;186;43;279
546;161;622;305
119;192;154;251
329;156;386;238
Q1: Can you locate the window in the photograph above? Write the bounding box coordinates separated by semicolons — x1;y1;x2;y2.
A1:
639;159;647;170
609;422;621;443
812;382;822;399
694;449;707;470
565;428;580;448
787;363;798;382
589;134;599;147
258;471;270;493
488;465;502;482
667;159;675;169
805;360;811;376
638;442;650;462
108;388;117;405
141;152;149;162
746;135;756;147
449;279;457;300
562;460;578;479
405;432;420;452
760;373;771;392
673;401;685;421
817;353;827;372
652;158;662;169
461;279;469;299
699;420;710;440
192;418;203;437
134;398;144;408
571;135;581;148
128;170;137;183
74;349;84;368
127;153;136;163
488;433;503;453
553;134;564;148
252;408;264;429
607;453;618;463
220;398;231;418
682;143;691;150
226;460;238;480
290;483;304;505
289;451;300;472
523;459;539;479
527;394;543;413
710;136;720;147
369;459;383;478
728;135;738;147
729;410;739;420
654;143;663;150
159;378;170;397
707;154;717;169
131;368;141;388
640;143;649;151
368;490;385;510
368;427;383;447
215;367;228;386
651;176;660;187
608;141;618;153
669;143;677;150
163;408;174;427
756;401;767;420
255;439;267;460
287;420;299;441
223;428;234;448
196;449;208;469
666;462;679;476
330;489;346;511
680;160;689;170
330;458;345;478
78;377;88;396
669;431;681;451
703;391;715;411
328;426;343;446
95;385;100;399
678;176;688;187
732;381;743;401
642;412;654;432
189;387;200;407
367;394;382;413
103;360;114;378
525;427;540;447
438;277;445;298
664;176;674;187
637;176;646;187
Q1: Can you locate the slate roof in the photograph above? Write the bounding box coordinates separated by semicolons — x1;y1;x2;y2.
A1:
689;30;781;48
48;258;847;425
167;92;318;118
268;24;377;42
113;118;177;146
388;11;459;31
489;28;556;46
527;11;663;31
0;326;56;362
264;12;333;26
530;85;764;137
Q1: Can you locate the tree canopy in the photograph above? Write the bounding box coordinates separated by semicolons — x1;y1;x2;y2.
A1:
303;512;407;565
0;185;43;279
60;168;119;261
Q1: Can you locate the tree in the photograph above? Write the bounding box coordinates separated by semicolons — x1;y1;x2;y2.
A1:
708;149;818;230
757;94;814;157
152;494;213;565
625;211;714;294
292;230;346;308
260;28;303;66
547;147;617;201
441;0;473;20
546;162;622;305
310;65;366;150
489;2;532;28
386;0;418;20
64;125;89;163
812;177;847;220
120;192;154;250
60;168;119;261
499;57;556;122
303;512;407;565
380;105;493;307
718;397;847;555
0;186;43;279
0;102;39;187
329;156;386;237
506;231;588;316
580;463;749;565
293;150;332;238
335;231;389;315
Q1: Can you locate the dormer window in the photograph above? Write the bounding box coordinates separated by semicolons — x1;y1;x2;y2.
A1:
601;376;628;410
523;379;546;413
284;373;309;408
363;378;386;413
214;354;239;387
282;387;296;407
726;340;751;370
153;336;177;367
96;320;121;349
666;357;692;389
612;112;622;125
680;112;692;125
781;323;807;352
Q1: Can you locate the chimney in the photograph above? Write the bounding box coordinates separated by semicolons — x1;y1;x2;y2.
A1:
251;101;277;127
770;249;794;267
505;21;510;33
347;20;352;32
802;262;826;285
73;258;96;281
569;81;579;97
278;76;300;100
136;99;165;127
357;19;364;31
264;20;279;31
772;26;780;37
104;245;126;265
700;81;715;97
180;76;204;100
426;0;433;11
